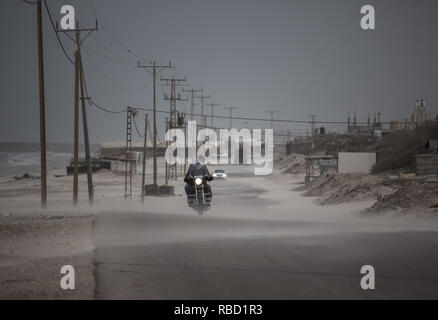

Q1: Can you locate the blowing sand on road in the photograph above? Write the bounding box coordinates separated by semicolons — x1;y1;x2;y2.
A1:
2;163;438;299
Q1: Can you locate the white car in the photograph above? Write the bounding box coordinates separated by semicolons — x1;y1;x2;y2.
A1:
212;169;227;179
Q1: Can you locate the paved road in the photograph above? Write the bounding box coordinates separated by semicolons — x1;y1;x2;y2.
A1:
93;168;438;299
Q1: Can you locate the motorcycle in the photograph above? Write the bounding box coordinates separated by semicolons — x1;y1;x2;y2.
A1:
186;175;212;215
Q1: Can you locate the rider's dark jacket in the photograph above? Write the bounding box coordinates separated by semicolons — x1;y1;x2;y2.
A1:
184;163;212;182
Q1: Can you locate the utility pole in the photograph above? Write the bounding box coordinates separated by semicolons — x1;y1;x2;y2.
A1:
182;87;203;121
206;101;220;127
73;51;79;205
194;93;211;128
124;107;136;200
161;76;187;180
36;0;47;208
160;75;187;129
137;61;172;186
266;109;278;130
309;115;317;137
224;106;238;129
141;113;148;203
165;118;169;184
79;57;94;204
56;20;97;205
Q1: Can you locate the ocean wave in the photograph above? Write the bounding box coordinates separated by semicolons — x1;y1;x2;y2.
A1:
0;151;74;168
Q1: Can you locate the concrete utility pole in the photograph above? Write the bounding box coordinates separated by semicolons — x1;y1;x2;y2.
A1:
141;113;148;203
182;87;203;121
56;20;98;205
194;93;212;128
309;115;317;137
160;75;187;129
206;102;220;127
161;76;187;180
165;118;169;185
224;106;238;129
124;107;136;200
266;109;278;130
137;61;172;186
36;0;47;208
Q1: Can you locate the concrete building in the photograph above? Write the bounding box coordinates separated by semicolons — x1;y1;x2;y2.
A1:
338;152;376;173
389;120;416;130
390;99;432;131
411;99;431;123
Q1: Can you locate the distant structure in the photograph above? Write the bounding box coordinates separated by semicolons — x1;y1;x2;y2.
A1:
390;99;432;130
347;110;382;135
411;99;431;123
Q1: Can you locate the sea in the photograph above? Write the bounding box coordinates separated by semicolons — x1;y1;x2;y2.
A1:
0;142;100;177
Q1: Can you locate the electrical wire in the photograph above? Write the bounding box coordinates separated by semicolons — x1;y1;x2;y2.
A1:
89;32;137;64
86;100;382;125
132;115;145;137
44;0;74;65
89;99;126;114
85;41;136;65
89;0;152;63
81;47;147;91
80;59;126;114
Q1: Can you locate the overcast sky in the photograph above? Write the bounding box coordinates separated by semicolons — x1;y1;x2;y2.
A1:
1;0;438;143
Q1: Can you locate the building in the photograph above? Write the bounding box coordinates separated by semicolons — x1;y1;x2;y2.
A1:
411;99;431;123
347;112;382;135
390;99;432;131
416;154;438;175
389;120;416;130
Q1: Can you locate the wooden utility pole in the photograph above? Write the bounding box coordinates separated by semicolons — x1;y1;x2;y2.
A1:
194;93;211;128
137;61;172;186
266;109;278;130
141;114;148;203
206;101;220;127
73;50;79;205
36;0;47;208
224;106;238;129
56;20;98;204
79;55;94;204
182;87;203;121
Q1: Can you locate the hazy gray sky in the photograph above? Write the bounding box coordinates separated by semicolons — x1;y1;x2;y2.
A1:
1;0;438;143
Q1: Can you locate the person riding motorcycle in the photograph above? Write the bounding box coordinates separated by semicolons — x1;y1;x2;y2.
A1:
184;156;213;204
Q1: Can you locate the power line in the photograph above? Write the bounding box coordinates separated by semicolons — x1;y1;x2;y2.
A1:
89;99;126;114
87;101;389;125
132;114;145;137
89;0;151;63
85;40;136;65
81;47;147;91
89;32;137;64
43;0;74;65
